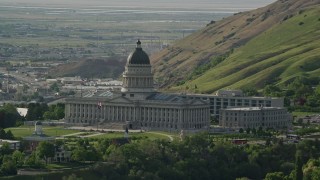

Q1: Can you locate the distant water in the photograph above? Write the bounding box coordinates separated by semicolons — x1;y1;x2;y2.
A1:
0;6;251;14
0;0;276;13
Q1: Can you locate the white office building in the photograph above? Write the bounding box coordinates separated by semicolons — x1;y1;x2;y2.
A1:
219;107;292;129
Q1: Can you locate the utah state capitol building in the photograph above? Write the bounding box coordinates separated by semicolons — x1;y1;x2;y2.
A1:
64;40;210;131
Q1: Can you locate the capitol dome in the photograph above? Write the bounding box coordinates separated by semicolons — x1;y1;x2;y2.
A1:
127;40;150;65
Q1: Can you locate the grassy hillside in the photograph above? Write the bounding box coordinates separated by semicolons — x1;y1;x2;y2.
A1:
151;0;320;92
176;6;320;93
49;56;126;79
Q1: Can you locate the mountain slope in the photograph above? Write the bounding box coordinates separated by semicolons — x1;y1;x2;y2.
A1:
181;6;320;93
49;57;126;78
150;0;320;92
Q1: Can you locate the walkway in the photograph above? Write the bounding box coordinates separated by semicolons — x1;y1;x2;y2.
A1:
146;132;174;141
62;132;86;137
79;132;104;138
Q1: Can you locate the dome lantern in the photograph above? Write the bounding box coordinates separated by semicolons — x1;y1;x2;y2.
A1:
127;40;150;65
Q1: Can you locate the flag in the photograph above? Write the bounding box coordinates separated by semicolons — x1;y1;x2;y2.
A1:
97;102;102;109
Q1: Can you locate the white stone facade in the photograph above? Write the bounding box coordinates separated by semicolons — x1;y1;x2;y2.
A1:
219;107;292;129
65;95;210;130
180;93;283;119
121;64;154;93
64;41;210;131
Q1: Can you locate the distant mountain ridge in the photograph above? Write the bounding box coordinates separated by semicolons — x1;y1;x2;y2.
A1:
151;0;320;93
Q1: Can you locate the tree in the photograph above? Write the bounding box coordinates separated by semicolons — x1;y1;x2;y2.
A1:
257;127;264;136
0;128;6;138
246;128;251;134
242;87;258;96
303;158;320;180
36;141;55;165
50;82;60;92
252;128;257;135
26;103;48;121
306;95;320;107
0;142;12;155
295;150;303;180
54;104;65;119
0;158;17;176
280;162;295;176
0;104;23;128
43;104;65;120
5;130;14;140
72;147;88;162
43;111;55;120
263;85;282;97
24;152;44;168
239;128;244;133
12;150;25;167
265;172;285;180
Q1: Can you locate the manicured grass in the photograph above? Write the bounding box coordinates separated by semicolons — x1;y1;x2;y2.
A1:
5;126;81;138
292;111;319;118
5;127;34;138
6;125;178;141
42;127;81;137
90;131;175;141
46;162;89;170
88;132;124;139
135;132;173;140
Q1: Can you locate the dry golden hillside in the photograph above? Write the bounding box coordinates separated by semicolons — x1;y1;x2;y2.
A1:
150;0;320;89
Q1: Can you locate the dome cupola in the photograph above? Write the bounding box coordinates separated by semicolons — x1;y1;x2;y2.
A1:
121;40;155;94
127;40;150;65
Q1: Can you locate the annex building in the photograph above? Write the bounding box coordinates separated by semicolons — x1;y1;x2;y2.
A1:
219;107;292;129
180;90;283;119
64;41;210;131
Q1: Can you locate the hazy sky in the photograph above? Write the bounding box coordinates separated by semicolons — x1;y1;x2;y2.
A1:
1;0;276;12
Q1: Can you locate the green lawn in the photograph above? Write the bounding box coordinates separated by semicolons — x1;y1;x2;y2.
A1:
90;132;127;139
292;111;319;118
90;131;176;141
5;126;80;138
6;126;178;141
46;162;90;170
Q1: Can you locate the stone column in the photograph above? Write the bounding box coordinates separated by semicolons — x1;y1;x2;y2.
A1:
75;104;79;123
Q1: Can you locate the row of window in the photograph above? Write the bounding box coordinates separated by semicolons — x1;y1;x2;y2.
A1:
69;105;207;123
224;121;287;128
